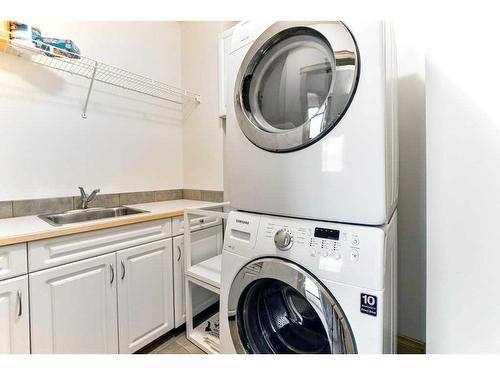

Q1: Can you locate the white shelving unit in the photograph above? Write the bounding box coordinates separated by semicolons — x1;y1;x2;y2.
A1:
184;202;230;354
0;31;201;118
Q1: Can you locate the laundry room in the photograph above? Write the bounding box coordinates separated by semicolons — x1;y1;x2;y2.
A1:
1;0;499;373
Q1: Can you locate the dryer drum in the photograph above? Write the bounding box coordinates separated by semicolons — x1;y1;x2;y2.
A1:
234;21;359;153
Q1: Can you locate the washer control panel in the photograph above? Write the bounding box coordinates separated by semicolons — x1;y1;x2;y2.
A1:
224;211;387;289
308;226;340;257
263;220;363;264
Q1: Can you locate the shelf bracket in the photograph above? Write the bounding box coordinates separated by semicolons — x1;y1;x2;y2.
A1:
82;61;98;119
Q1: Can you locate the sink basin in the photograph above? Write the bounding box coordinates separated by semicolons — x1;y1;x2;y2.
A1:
38;206;150;226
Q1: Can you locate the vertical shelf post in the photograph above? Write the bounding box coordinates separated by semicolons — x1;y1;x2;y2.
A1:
82;61;98;119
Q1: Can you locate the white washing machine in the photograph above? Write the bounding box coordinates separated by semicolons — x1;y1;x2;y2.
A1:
225;21;398;225
219;210;397;354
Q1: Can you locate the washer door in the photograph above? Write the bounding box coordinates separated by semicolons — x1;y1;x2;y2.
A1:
234;21;359;153
227;258;357;354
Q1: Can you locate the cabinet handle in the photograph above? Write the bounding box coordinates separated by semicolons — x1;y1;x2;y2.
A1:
109;264;115;284
177;245;182;262
199;218;205;224
17;290;22;317
121;260;126;280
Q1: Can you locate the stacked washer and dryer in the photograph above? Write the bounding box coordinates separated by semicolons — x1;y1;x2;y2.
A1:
219;21;398;354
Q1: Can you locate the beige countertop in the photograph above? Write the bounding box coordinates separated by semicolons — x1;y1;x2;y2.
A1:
0;199;218;247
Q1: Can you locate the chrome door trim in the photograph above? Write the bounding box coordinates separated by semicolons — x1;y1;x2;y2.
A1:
227;257;357;354
234;21;359;153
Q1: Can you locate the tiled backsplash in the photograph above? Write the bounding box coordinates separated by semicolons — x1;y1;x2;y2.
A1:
0;201;13;219
0;189;223;219
183;189;225;203
12;197;74;217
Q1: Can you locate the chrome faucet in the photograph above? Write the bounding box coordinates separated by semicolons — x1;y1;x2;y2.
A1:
78;187;100;209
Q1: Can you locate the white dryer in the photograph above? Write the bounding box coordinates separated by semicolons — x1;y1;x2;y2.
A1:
219;210;397;354
225;21;398;225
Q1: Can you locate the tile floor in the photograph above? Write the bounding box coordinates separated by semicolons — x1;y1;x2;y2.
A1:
140;325;420;354
138;304;218;354
140;329;206;354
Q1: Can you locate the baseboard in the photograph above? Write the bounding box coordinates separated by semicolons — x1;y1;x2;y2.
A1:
397;335;426;354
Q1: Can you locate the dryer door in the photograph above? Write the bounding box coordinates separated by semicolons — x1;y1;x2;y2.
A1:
234;21;359;153
227;257;357;354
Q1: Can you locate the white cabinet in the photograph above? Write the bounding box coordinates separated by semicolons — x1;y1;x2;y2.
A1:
29;253;118;354
29;238;176;355
173;225;222;327
116;239;174;353
0;275;30;354
2;215;222;354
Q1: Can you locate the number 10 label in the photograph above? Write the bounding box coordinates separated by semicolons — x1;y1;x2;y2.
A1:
360;293;378;316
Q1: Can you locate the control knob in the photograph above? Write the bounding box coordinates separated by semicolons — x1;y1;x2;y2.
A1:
274;229;294;251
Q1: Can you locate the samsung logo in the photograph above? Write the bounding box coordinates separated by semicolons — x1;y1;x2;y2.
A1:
236;219;249;225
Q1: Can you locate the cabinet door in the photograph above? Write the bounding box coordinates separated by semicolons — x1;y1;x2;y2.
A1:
0;276;30;354
117;238;174;353
173;225;222;328
30;253;118;354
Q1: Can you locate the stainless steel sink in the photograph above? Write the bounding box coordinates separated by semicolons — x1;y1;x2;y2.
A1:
38;206;150;226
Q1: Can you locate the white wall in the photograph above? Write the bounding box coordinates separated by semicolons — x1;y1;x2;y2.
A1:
394;21;426;342
426;21;500;353
181;21;227;191
0;21;183;200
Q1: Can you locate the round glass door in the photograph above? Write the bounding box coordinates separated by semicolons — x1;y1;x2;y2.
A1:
227;258;357;354
235;22;359;152
247;34;334;132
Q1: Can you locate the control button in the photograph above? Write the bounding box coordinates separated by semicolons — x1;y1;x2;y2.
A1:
310;249;316;256
351;236;360;246
332;252;341;260
342;232;347;241
350;250;359;262
274;229;294;251
322;251;328;257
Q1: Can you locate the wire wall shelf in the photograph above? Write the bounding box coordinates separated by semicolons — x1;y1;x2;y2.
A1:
0;31;201;118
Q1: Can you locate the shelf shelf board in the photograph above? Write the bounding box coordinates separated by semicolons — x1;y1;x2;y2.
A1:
186;254;222;290
0;31;201;117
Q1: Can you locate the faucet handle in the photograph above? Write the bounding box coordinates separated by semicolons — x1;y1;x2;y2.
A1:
78;187;87;199
86;189;101;203
88;188;101;201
